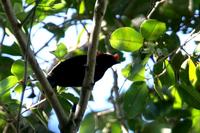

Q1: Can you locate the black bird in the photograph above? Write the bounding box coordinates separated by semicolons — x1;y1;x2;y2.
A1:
47;53;119;88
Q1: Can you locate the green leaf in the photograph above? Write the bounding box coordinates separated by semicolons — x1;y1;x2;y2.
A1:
123;81;148;118
196;64;200;87
154;78;164;100
0;76;18;101
192;109;200;133
51;43;68;60
59;92;79;104
142;121;170;133
0;57;14;80
57;95;72;115
154;60;175;89
128;118;143;131
140;19;166;41
153;61;164;75
0;76;18;94
80;113;95;133
165;60;175;84
172;119;192;133
0;117;6;130
122;54;149;81
14;84;23;94
159;3;179;19
122;63;145;82
110;27;143;52
111;122;122;133
170;51;186;72
177;83;200;109
79;1;85;14
1;43;21;56
158;33;180;52
188;58;197;87
11;60;32;81
38;1;66;12
171;86;182;108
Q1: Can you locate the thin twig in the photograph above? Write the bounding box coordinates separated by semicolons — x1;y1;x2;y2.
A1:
96;108;114;116
34;34;56;55
80;20;90;36
111;69;128;133
16;1;37;132
21;98;47;114
147;0;166;19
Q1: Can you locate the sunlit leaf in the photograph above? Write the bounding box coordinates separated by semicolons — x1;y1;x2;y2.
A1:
0;76;18;94
171;86;182;108
110;27;143;52
188;58;197;87
123;81;148;118
80;113;95;133
79;1;85;14
111;122;122;133
51;43;68;60
14;84;23;94
0;76;18;102
11;60;32;81
38;1;66;12
140;19;166;41
192;109;200;133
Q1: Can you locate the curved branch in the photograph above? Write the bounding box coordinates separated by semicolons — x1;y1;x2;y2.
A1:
0;0;68;131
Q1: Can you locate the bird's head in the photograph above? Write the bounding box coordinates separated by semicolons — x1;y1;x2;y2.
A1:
96;53;120;68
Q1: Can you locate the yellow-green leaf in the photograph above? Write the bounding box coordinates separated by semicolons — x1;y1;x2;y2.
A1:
140;19;166;41
11;60;32;81
188;58;197;87
110;27;143;52
165;60;175;84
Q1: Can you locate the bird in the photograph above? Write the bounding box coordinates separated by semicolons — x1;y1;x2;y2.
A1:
47;53;120;88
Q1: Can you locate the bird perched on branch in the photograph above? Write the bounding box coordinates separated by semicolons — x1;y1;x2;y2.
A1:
47;53;120;88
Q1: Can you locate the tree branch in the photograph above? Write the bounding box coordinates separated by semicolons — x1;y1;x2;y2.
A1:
0;0;68;131
147;0;166;19
68;0;108;132
111;70;128;133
